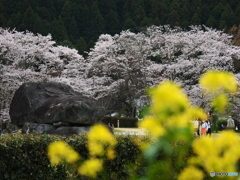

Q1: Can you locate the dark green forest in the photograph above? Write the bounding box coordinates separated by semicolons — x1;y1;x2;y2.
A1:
0;0;240;55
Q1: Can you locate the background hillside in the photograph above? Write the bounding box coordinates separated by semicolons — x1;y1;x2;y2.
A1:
0;0;240;55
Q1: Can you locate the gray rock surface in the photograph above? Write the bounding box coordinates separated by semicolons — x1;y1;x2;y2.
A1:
22;122;90;135
8;82;110;135
9;82;105;126
22;122;56;134
47;126;91;135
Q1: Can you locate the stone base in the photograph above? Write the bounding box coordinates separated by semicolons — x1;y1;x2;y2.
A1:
22;122;91;135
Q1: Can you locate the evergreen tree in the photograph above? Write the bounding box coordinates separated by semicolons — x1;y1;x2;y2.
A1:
33;14;45;35
123;18;137;32
69;16;79;42
50;17;69;42
235;5;240;23
57;39;75;49
206;15;217;28
134;6;147;26
191;0;202;13
180;5;190;28
18;7;38;33
0;13;7;27
105;10;121;35
76;37;87;56
201;5;210;24
167;10;180;27
87;39;95;50
170;0;181;12
98;0;116;16
158;0;170;24
19;0;32;13
1;0;240;55
74;4;88;37
60;0;72;32
141;17;153;28
38;7;53;21
14;12;24;27
191;13;201;25
211;2;225;23
86;2;105;41
0;1;6;18
220;4;237;30
153;17;161;26
191;7;202;25
122;0;139;22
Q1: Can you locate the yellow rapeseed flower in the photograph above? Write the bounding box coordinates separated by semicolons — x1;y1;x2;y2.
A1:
211;93;228;113
149;81;190;118
138;116;165;139
48;140;80;165
178;166;204;180
78;158;103;178
88;124;117;158
187;107;207;121
164;107;207;130
191;131;240;173
88;124;117;146
88;141;104;157
106;148;116;160
199;70;237;93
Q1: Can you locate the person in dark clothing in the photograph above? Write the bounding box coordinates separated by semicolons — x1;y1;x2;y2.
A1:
212;113;218;133
206;120;212;136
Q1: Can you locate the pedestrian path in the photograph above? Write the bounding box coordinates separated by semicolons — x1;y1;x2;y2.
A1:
114;128;147;135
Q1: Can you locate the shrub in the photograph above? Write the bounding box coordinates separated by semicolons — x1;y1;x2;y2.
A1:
0;134;148;180
0;134;67;180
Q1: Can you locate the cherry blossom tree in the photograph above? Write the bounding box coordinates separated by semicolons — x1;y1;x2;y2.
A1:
2;25;240;120
86;25;240;114
0;28;83;120
86;32;154;117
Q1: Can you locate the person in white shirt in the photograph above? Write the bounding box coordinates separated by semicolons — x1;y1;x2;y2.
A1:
201;121;208;135
227;116;235;130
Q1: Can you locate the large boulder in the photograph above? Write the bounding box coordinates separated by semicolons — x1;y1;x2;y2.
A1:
10;82;106;127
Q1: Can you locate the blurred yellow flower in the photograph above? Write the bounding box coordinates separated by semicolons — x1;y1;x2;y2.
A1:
167;107;204;127
178;166;204;180
187;107;207;121
106;148;116;160
191;131;240;173
88;124;117;146
48;140;80;165
149;81;190;118
138;116;165;138
199;70;237;93
88;141;104;156
78;158;103;178
211;93;228;113
88;124;117;159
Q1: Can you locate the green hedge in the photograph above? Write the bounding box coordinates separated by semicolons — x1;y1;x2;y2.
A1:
4;134;239;180
101;116;138;128
0;134;146;180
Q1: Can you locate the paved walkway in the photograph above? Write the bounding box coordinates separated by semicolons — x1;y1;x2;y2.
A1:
114;128;146;135
114;129;240;137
